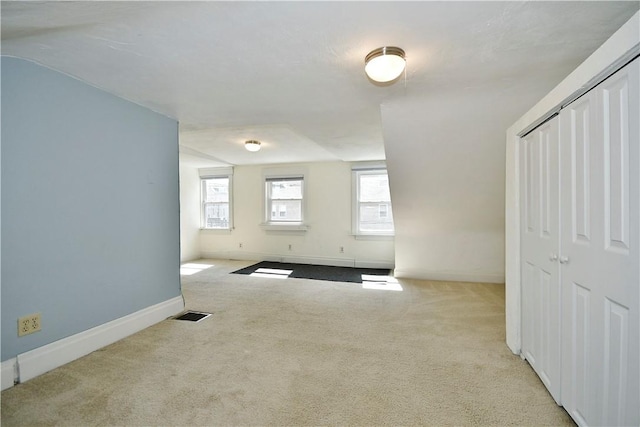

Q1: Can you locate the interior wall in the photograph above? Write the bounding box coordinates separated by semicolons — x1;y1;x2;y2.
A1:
198;161;394;268
1;57;181;362
179;164;201;262
504;12;640;354
381;87;523;284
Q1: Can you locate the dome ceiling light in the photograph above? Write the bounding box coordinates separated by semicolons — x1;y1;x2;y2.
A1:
244;140;261;152
364;46;406;83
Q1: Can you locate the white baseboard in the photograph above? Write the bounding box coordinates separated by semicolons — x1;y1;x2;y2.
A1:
393;268;505;284
354;260;395;269
264;254;356;267
16;296;184;384
1;358;17;391
200;251;394;270
201;250;258;262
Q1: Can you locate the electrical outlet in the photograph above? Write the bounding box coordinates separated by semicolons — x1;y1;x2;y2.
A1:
18;313;41;337
340;246;344;253
288;244;292;251
239;242;243;249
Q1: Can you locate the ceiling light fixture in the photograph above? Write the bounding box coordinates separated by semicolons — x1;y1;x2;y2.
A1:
244;140;261;152
364;46;406;83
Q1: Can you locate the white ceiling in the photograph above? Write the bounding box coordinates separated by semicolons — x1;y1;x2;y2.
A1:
2;1;638;168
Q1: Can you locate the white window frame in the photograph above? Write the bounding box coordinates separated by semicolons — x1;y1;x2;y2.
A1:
352;163;394;238
199;167;233;231
262;166;308;231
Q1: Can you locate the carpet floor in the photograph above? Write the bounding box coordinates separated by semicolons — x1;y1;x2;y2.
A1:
1;259;574;426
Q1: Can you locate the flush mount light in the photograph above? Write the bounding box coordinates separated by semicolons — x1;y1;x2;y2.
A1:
364;46;406;83
245;140;261;152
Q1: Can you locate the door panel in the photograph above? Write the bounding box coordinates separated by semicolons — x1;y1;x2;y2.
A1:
603;72;631;253
602;298;629;424
561;90;599;426
570;281;592;426
571;100;592;244
520;117;562;403
560;57;639;427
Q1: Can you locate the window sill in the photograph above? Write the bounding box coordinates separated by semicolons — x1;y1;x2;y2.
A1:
353;233;394;241
260;223;309;232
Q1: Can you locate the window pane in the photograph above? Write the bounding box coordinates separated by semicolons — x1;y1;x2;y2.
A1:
204;202;230;228
204;178;229;203
270;200;302;221
359;202;394;231
359;174;390;202
270;180;302;200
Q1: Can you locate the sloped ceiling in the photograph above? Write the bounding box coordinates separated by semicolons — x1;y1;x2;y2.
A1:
2;1;638;168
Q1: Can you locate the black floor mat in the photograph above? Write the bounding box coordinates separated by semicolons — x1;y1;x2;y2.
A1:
231;261;391;283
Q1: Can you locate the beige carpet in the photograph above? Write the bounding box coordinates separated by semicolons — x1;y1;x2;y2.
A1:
1;259;574;426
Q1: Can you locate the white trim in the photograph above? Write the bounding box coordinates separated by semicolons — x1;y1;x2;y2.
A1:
508;13;639;138
16;296;184;384
263;255;356;267
354;260;395;269
351;160;387;171
199;166;233;178
505;12;640;354
393;268;504;284
505;134;522;355
1;358;18;391
200;250;394;270
516;45;638;139
516;47;640;140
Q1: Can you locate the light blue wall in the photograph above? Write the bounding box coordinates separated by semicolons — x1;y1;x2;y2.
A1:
1;57;181;361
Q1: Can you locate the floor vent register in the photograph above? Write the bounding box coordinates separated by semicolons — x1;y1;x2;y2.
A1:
174;311;212;322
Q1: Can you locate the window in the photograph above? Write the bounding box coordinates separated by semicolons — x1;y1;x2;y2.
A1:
353;167;394;235
200;167;233;230
265;177;304;223
261;166;308;231
202;177;230;229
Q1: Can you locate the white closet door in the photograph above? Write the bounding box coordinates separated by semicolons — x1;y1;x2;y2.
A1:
560;57;639;427
520;117;562;403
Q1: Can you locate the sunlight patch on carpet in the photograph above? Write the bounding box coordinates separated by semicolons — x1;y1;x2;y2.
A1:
180;263;214;276
250;268;293;279
362;275;403;291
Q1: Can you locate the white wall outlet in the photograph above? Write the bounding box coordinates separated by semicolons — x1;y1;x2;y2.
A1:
239;242;243;249
340;246;344;253
18;313;41;337
288;244;292;251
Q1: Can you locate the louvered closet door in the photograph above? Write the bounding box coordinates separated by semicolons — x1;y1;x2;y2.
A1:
560;57;639;427
520;117;562;403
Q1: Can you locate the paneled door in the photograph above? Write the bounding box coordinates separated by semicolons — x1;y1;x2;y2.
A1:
520;116;562;403
560;57;639;427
